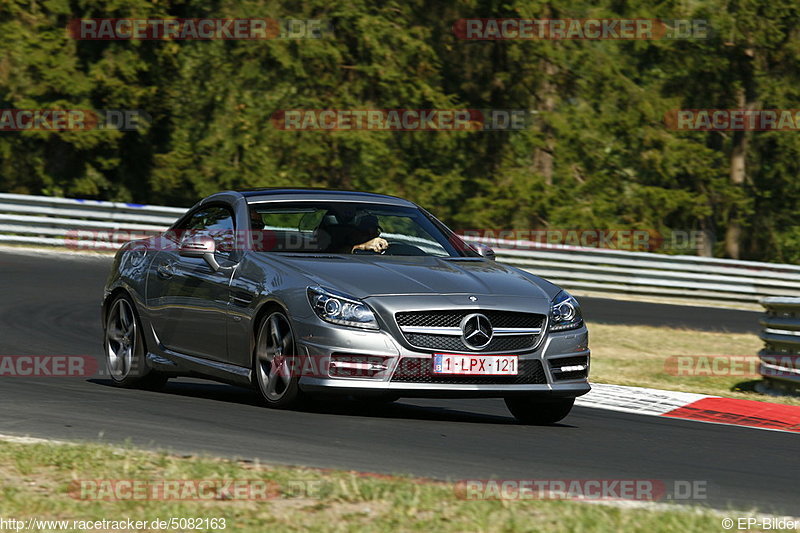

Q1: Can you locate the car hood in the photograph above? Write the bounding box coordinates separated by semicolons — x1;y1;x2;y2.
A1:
265;254;558;300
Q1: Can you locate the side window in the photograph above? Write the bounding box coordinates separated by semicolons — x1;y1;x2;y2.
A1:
175;206;235;257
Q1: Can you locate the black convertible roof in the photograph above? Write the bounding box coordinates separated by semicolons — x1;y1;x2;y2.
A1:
237;187;392;199
237;187;416;206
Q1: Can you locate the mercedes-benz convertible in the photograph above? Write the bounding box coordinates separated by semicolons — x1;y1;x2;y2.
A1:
102;188;590;424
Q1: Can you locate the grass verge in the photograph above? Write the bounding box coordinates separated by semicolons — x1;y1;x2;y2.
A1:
588;322;800;406
0;439;731;533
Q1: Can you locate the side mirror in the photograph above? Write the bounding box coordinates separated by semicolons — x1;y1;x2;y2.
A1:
179;235;222;271
470;242;496;261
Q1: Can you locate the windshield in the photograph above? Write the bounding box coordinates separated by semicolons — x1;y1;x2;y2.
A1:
247;201;470;257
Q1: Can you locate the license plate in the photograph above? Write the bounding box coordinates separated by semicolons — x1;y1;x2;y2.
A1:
432;354;518;375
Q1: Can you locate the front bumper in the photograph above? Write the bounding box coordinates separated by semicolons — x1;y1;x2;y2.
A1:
292;314;590;399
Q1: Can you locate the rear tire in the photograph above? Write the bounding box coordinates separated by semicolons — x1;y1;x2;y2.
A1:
504;397;575;425
104;294;167;390
254;310;303;409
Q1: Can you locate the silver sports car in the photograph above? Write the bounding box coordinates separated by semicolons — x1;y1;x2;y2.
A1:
102;188;590;424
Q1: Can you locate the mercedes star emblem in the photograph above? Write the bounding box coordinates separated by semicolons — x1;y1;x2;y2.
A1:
460;313;493;350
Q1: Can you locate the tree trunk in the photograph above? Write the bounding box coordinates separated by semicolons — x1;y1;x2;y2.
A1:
532;60;556;186
725;48;756;259
725;115;746;259
699;219;715;257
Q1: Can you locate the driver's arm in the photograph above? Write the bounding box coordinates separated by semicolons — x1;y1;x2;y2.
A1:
351;237;389;253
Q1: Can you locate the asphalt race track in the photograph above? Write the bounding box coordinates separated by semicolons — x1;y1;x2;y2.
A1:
580;296;759;334
0;248;794;515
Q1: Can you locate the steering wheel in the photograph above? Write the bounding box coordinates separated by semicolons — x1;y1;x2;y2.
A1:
385;241;426;256
352;248;383;255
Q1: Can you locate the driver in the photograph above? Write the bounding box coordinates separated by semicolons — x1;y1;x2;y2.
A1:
350;214;389;253
317;211;389;254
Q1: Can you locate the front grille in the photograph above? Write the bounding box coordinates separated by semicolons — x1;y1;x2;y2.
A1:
404;333;538;353
396;310;543;329
547;355;590;381
395;310;546;353
391;358;547;385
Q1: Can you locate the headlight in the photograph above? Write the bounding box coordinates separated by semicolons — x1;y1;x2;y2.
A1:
549;291;583;332
307;287;379;330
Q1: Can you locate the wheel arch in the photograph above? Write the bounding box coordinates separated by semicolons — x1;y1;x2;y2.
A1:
250;299;293;364
102;287;134;324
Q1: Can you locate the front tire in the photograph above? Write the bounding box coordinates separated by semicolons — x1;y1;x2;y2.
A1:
104;294;167;389
504;397;575;425
254;310;303;409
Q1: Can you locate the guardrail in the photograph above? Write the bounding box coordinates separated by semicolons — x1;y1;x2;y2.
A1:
2;192;800;305
0;192;184;249
759;297;800;391
468;235;800;304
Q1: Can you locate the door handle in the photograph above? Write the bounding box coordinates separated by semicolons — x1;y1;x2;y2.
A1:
157;261;175;279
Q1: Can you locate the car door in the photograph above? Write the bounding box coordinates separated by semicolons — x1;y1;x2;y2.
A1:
146;205;237;362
